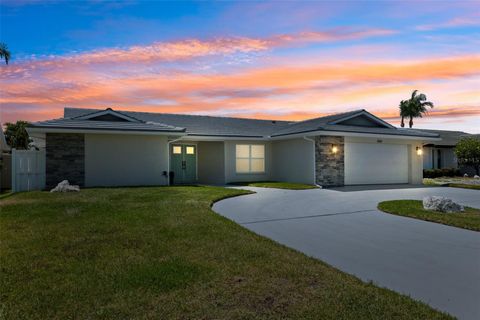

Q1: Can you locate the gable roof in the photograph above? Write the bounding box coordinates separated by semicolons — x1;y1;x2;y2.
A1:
269;109;434;138
64;108;292;137
329;109;395;128
72;108;143;123
29;109;185;134
28;107;439;139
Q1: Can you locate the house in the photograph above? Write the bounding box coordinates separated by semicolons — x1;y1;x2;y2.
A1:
0;127;10;152
27;108;440;189
417;129;471;170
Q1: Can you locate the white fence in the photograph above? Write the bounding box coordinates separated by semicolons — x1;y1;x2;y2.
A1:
12;149;45;192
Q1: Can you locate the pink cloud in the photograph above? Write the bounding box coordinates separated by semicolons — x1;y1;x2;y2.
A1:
1;29;479;133
416;15;480;31
1;27;396;81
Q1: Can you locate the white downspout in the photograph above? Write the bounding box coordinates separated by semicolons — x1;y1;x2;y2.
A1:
303;136;321;188
167;137;184;186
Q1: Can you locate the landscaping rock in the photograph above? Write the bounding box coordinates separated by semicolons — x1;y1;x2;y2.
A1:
50;180;80;192
474;175;480;179
422;196;464;213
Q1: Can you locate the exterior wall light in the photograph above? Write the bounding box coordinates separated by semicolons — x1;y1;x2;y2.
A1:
416;146;423;156
331;145;338;154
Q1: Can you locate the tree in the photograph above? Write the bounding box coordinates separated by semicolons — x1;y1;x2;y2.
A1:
4;121;32;150
455;136;480;175
399;100;409;128
398;90;434;128
0;43;11;65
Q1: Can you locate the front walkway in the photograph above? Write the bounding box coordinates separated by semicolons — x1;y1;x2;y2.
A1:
213;186;480;320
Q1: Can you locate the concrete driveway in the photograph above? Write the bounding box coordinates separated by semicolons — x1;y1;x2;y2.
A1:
213;186;480;320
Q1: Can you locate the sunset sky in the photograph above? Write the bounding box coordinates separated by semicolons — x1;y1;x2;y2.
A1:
1;1;479;132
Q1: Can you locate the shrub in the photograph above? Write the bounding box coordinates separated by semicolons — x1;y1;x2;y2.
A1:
423;168;460;178
455;136;480;175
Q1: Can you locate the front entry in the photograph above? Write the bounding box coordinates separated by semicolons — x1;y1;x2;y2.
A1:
171;144;197;184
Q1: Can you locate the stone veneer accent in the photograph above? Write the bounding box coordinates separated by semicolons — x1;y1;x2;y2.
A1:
46;133;85;188
315;136;344;187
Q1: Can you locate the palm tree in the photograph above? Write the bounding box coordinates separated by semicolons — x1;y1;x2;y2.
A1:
399;90;434;128
399;100;409;128
0;43;11;65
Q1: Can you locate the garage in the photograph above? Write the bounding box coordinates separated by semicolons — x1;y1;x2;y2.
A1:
345;142;409;185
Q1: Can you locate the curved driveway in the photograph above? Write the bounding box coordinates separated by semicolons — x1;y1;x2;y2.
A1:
213;186;480;320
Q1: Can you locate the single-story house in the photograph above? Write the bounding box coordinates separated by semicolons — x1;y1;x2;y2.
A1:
417;129;471;170
27;108;440;189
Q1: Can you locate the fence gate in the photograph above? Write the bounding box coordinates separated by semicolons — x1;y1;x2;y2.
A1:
12;149;46;192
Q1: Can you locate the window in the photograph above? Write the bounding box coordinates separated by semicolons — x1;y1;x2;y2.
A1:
173;146;182;154
186;146;195;155
236;144;265;173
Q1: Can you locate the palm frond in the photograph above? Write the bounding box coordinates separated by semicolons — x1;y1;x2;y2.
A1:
411;89;418;100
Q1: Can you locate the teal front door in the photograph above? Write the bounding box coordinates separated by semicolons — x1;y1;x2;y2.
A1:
171;145;197;184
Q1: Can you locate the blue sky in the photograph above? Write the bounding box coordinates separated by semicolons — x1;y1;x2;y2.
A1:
1;0;479;132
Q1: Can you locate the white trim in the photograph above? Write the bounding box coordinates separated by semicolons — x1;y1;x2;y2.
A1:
74;109;141;122
27;127;439;141
180;135;269;141
271;130;441;141
27;127;185;136
329;110;395;129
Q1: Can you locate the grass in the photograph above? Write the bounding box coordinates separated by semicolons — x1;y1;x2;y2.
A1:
0;190;13;200
448;183;480;190
230;181;317;190
378;200;480;231
0;187;452;319
423;177;480;190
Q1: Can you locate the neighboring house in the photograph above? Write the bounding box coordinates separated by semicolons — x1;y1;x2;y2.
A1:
417;129;471;170
0;128;10;152
27;108;439;189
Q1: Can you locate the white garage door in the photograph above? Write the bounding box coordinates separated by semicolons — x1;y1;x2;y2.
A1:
345;142;409;185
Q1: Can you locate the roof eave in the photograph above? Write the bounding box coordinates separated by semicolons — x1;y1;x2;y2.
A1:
271;128;442;141
27;126;186;136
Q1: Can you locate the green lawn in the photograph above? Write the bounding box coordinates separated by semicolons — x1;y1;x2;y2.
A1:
448;183;480;190
0;189;13;200
423;178;480;190
378;200;480;231
231;181;317;190
0;187;451;319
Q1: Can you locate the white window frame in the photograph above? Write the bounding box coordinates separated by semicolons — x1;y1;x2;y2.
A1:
235;144;265;174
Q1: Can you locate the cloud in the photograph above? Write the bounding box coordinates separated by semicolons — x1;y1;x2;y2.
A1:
416;16;480;31
1;27;479;133
270;28;396;46
2;27;395;76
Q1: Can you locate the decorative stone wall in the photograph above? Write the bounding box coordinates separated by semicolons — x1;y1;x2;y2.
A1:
315;136;344;187
46;133;85;188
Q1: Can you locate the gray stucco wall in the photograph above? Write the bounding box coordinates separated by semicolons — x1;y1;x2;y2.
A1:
315;136;344;187
85;134;169;187
46;133;85;188
197;141;225;185
272;138;315;184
